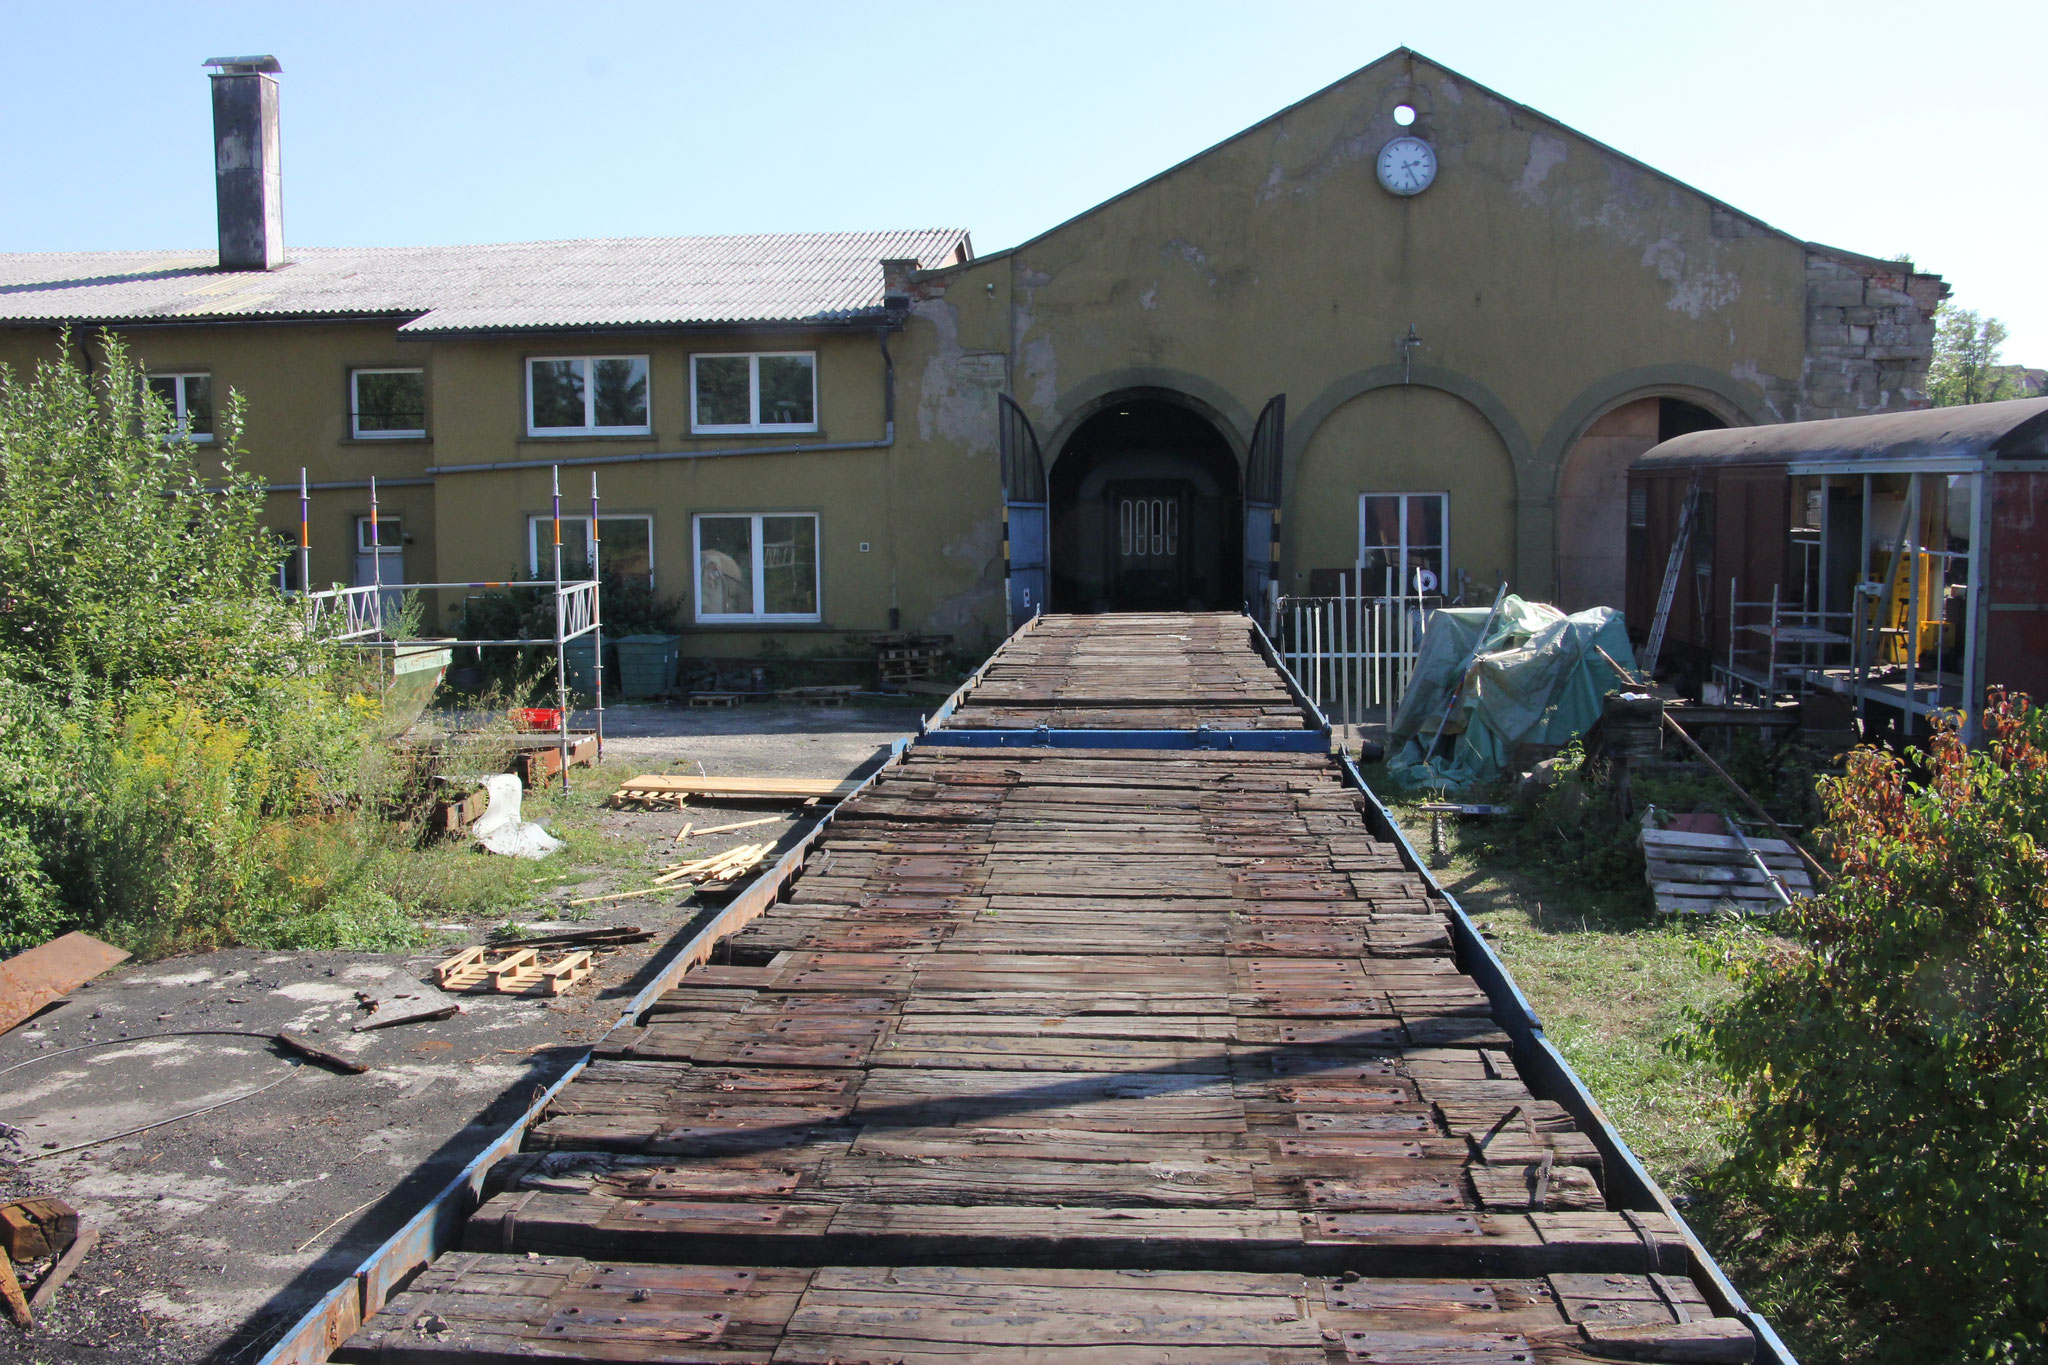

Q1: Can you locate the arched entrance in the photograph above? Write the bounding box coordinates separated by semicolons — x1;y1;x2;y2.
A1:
1555;396;1726;611
1048;394;1242;612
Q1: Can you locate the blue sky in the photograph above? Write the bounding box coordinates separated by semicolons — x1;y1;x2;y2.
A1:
4;0;2041;359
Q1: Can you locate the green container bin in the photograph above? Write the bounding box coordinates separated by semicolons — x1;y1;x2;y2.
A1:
557;638;617;701
616;634;682;699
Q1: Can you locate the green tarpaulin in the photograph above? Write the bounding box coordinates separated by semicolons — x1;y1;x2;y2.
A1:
1382;595;1638;793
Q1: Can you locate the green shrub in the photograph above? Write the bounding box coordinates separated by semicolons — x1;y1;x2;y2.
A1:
0;335;410;954
1681;690;2048;1360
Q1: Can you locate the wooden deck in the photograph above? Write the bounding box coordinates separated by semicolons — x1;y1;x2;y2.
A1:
944;612;1311;730
337;614;1753;1363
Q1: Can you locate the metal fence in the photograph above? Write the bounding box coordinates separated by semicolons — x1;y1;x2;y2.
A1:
1277;574;1441;730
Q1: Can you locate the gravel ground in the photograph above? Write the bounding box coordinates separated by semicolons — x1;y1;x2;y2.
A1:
0;698;919;1365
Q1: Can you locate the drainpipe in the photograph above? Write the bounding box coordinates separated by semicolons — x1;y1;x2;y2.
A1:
425;325;899;477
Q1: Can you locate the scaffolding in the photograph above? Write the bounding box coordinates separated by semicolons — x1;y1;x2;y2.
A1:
1707;469;1978;736
295;465;606;790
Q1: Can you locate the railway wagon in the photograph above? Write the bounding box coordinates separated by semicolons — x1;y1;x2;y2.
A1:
1626;397;2048;739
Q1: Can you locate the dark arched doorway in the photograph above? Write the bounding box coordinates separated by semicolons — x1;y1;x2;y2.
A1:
1049;395;1242;612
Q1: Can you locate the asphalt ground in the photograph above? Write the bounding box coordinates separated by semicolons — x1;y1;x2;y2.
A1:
0;698;919;1365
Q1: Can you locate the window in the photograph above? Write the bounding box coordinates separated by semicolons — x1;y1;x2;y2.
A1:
356;515;402;552
1358;493;1448;598
526;356;650;435
146;372;213;441
351;368;427;438
694;513;819;622
690;353;816;433
528;514;655;587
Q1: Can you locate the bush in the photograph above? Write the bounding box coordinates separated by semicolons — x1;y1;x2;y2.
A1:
0;335;408;954
1682;690;2048;1360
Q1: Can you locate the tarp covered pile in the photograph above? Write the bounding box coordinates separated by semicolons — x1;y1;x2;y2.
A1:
1382;595;1638;792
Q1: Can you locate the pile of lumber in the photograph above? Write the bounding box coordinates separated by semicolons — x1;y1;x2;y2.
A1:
433;946;594;996
609;774;859;809
652;841;774;891
1642;823;1813;915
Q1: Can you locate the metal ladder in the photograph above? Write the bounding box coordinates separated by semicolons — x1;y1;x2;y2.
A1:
1641;473;1701;675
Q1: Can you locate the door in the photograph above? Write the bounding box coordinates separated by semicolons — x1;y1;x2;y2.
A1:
1108;482;1189;609
1242;395;1285;626
998;394;1049;628
352;514;405;624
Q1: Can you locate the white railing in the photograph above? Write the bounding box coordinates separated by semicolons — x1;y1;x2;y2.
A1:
302;584;384;641
1278;575;1442;730
557;579;600;641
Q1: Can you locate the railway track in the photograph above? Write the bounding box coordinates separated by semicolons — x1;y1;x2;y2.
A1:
273;612;1786;1363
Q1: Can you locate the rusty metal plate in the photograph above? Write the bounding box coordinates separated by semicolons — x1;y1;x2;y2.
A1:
0;932;129;1036
622;1169;801;1197
1296;1111;1435;1133
1306;1174;1463;1209
707;1070;852;1092
1273;1084;1411;1105
1279;1024;1407;1047
1279;1137;1425;1159
584;1266;756;1293
623;1201;787;1226
541;1305;729;1343
1270;1057;1398;1077
1343;1330;1530;1363
1315;1212;1482;1238
722;1043;868;1066
1324;1282;1499;1312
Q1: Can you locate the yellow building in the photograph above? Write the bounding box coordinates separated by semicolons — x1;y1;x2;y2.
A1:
0;50;1945;664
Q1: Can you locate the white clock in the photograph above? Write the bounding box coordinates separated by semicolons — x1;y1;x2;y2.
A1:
1377;137;1437;196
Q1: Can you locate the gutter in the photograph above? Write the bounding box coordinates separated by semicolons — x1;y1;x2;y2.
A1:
423;326;899;477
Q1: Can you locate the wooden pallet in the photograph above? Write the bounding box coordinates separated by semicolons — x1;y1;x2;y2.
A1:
688;691;744;707
611;774;859;805
342;614;1760;1363
433;947;594;996
1643;824;1812;915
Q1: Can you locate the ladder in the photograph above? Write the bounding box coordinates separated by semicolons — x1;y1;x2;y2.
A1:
1641;473;1701;675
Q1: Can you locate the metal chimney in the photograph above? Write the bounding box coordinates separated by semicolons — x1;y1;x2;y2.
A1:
204;55;283;271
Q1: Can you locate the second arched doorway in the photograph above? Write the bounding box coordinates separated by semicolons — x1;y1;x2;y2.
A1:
1047;394;1242;612
1555;395;1727;612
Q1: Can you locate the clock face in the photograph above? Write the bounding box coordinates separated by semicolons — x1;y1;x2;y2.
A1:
1377;136;1438;196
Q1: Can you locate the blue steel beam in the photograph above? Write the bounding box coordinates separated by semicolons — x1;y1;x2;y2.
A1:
920;727;1328;752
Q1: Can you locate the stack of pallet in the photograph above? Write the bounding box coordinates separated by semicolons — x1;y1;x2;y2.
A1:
1642;822;1813;915
872;632;950;686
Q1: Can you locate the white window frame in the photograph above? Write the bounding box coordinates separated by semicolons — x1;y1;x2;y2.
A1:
693;512;822;624
527;513;656;588
146;371;213;443
1357;492;1450;599
525;354;652;437
689;352;819;434
350;367;427;440
356;515;403;553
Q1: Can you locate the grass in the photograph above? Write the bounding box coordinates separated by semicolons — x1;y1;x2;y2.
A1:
1433;849;1737;1188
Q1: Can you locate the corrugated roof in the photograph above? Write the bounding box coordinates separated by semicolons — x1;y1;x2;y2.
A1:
1632;397;2048;471
0;230;971;333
